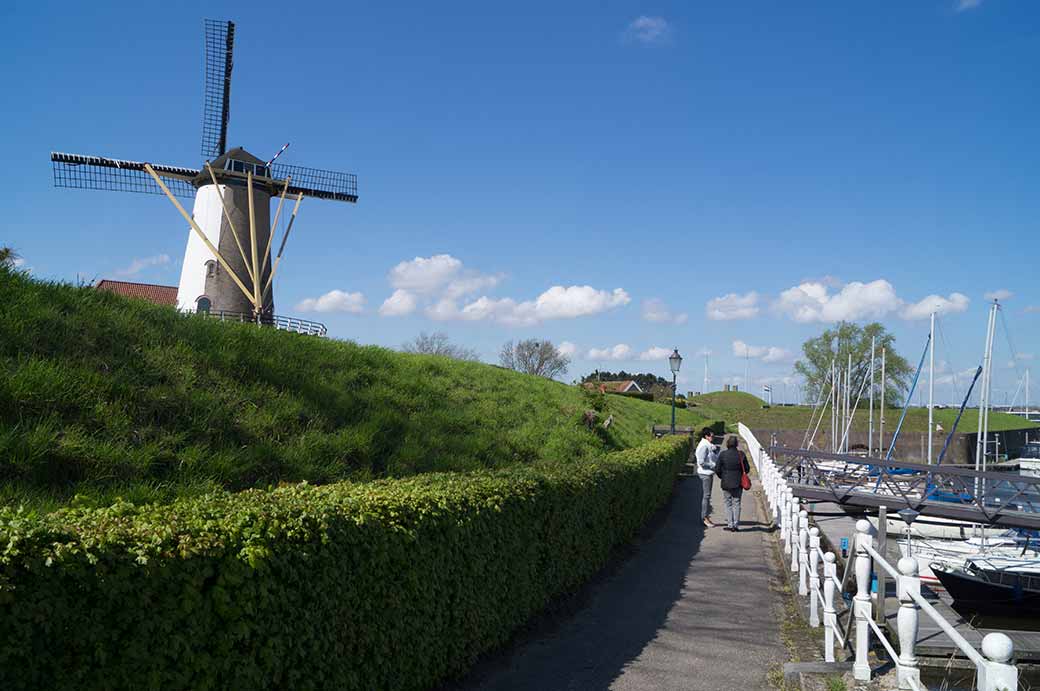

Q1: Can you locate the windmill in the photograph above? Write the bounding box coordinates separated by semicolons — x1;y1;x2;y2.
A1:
50;19;357;322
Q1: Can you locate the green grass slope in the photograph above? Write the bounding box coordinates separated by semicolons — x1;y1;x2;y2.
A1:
0;269;707;510
689;390;1037;434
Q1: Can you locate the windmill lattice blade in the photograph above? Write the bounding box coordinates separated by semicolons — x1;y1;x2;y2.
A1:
201;19;235;159
273;163;358;203
51;153;198;199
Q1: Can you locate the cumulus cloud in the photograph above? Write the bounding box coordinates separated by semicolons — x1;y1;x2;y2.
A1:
1026;306;1040;314
558;341;578;357
642;298;688;325
115;253;170;278
900;293;970;320
706;292;760;321
984;289;1013;301
775;280;901;323
639;346;673;361
296;289;365;314
732;340;792;363
588;344;633;361
379;289;417;316
955;0;982;12
379;254;628;326
624;16;670;44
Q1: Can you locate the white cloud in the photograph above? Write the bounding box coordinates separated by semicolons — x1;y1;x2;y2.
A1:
732;340;792;363
706;291;760;321
775;280;902;323
388;254;462;294
624;16;670;44
900;293;970;320
12;257;25;268
115;253;170;278
642;298;688;324
532;286;630;319
1026;306;1040;314
379;289;417;317
955;0;982;12
296;289;365;314
639;346;673;361
558;341;578;357
936;366;979;387
984;289;1013;301
588;344;633;361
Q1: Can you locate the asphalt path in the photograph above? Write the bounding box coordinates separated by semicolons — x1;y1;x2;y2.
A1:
448;471;786;690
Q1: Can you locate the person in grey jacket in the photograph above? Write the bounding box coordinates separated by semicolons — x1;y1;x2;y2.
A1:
693;428;719;527
715;435;751;532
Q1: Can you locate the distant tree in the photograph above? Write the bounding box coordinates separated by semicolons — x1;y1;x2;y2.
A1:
499;339;570;379
794;322;913;406
580;370;668;391
0;247;18;270
401;331;480;361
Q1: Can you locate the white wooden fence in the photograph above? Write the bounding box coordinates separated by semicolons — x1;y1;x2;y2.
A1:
738;423;1019;691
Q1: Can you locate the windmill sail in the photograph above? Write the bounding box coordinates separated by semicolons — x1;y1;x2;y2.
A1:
273;163;358;203
201;19;235;159
51;152;198;199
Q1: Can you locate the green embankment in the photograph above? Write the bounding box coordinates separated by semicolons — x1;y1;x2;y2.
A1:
0;268;706;510
688;391;1037;434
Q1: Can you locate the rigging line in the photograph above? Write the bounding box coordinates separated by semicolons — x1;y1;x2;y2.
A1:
801;366;833;448
838;363;872;452
935;316;962;398
999;307;1025;381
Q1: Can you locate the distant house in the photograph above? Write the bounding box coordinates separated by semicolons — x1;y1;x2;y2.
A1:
95;279;179;307
584;380;643;394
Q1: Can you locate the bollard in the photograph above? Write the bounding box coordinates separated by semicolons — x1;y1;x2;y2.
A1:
782;490;792;554
798;510;809;595
896;557;921;690
786;497;794;570
978;633;1017;691
854;519;873;682
809;527;821;627
823;552;837;663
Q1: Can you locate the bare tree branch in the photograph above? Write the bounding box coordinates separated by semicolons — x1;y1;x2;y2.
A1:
499;338;570;379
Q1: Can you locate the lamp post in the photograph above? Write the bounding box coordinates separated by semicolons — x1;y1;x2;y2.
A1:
669;348;683;434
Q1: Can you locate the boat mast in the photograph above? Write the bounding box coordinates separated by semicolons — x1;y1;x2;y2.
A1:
869;336;876;457
845;354;851;453
975;301;998;477
928;311;935;465
880;347;886;455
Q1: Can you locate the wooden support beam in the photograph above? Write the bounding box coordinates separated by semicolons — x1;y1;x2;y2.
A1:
143;164;255;307
247;171;261;312
262;193;303;302
205;163;254;284
261;176;291;277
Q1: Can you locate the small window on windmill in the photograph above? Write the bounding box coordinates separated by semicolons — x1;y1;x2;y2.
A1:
196;296;212;314
205;260;217;278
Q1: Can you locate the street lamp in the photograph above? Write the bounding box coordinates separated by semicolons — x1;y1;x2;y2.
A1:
669;348;683;434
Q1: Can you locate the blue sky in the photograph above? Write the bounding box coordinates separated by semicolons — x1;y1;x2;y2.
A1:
4;0;1037;404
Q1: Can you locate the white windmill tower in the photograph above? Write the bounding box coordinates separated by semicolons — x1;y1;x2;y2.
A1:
50;19;358;326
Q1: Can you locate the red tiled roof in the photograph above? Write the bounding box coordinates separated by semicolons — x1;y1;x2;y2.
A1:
583;380;640;393
95;279;179;306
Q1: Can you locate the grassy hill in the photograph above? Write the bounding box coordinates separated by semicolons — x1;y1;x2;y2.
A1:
0;268;708;511
689;390;1037;434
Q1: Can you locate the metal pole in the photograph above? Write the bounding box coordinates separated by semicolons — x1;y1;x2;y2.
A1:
880;348;886;456
671;372;677;435
928;312;935;465
876;505;888;626
846;355;851;452
869;336;875;456
976;303;996;475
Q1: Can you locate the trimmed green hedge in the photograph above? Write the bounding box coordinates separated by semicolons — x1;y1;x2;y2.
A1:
0;435;688;690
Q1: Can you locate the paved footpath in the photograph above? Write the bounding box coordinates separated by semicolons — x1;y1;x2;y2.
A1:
450;471;786;690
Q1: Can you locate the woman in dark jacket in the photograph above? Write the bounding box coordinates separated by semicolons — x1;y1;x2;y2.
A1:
714;436;750;531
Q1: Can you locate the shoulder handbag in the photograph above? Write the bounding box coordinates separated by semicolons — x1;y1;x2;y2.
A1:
739;451;752;490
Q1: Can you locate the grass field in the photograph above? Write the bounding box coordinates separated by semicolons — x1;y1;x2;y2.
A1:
0;268;710;511
688;391;1038;434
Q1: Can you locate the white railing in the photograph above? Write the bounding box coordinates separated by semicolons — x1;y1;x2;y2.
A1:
738;423;1019;691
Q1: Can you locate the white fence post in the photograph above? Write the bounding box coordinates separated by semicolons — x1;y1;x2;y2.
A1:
823;551;837;663
798;510;809;595
782;490;792;554
854;518;873;682
896;557;921;690
786;497;794;570
979;633;1017;691
809;527;821;627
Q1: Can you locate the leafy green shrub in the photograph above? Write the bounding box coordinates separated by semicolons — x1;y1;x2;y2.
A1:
0;436;689;691
609;390;655;402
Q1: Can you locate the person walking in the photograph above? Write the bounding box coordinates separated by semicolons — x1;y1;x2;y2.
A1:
715;435;751;532
693;427;719;527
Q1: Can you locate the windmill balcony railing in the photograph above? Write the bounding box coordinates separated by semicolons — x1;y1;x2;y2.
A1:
196;310;327;336
738;423;1019;691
